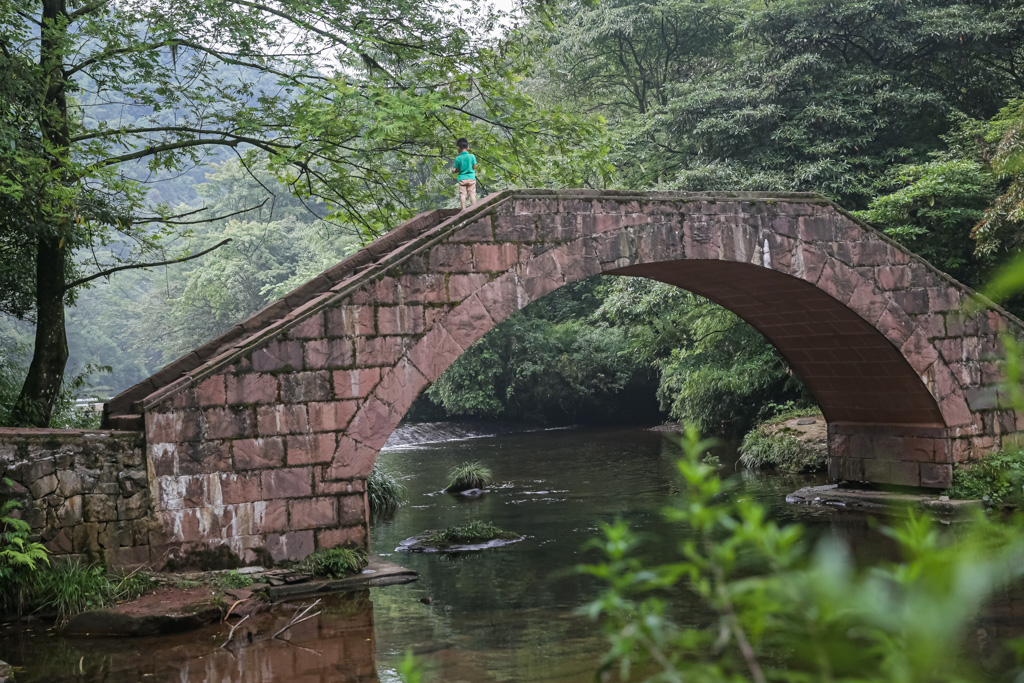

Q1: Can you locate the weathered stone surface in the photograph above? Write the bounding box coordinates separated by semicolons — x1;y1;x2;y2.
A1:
69;190;1024;567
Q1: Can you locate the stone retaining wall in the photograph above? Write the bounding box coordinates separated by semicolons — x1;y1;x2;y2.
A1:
0;428;152;568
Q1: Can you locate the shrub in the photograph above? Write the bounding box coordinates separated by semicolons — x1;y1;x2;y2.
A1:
739;426;826;473
426;521;518;545
445;461;492;493
32;558;114;624
302;547;368;579
948;449;1024;504
0;478;50;613
368;463;405;515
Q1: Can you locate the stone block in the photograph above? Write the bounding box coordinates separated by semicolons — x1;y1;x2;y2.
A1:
203;406;256;440
266;530;315;563
476;275;523;327
289;497;338;529
304;338;355;369
196;376;226;406
262;467;313;499
280;371;333;403
28;474;58;498
452;216;493;242
338;494;367;526
376;305;425;336
442;294;495;350
57;495;84;527
147;410;202;443
116;492;151;521
255;499;289;534
325;437;378;481
286;433;336;465
889;461;921;487
256;404;310;436
291;312;325;339
408;326;462;383
251;340;304;372
473;244;519;272
226;373;279;405
308;402;358;433
233;437;286;470
354;336;405;368
219;473;262;505
345;398;397;452
326;305;376;337
430;243;474;271
317;525;367;550
332;368;381;399
374;360;429;415
447;274;490;303
397;274;448;304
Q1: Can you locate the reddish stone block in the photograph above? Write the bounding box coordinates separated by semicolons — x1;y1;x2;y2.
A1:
317;525;367;550
939;394;974;427
452;216;493;242
266;530;315;563
326;305;376;337
316;476;366;495
219;473;262;505
397;274;448;303
203;407;255;440
196;376;226;406
251;340;304;372
447;274;490;303
262;467;313;499
332;368;382;399
846;280;886;326
495;214;538;242
346;397;396;452
338;494;368;526
521;252;564;302
797;216;836;242
354;336;405;368
442;294;495;351
304;338;355;369
408;326;463;383
793;244;829;283
892;289;929;316
232;437;285;470
255;499;289;534
291;312;325;339
287;432;337;465
862;458;892;484
875;304;914;347
476;274;522;327
889;461;921;487
280;371;333;403
875;265;911;291
377;305;425;336
374;360;429;414
226;373;279;405
326;436;378;480
899;329;940;375
289;497;338;529
308;401;358;432
920;463;952;488
256;404;309;436
430;243;474;271
147;410;202;443
815;258;859;305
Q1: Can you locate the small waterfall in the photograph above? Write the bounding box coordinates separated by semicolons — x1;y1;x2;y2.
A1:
381;421;552;450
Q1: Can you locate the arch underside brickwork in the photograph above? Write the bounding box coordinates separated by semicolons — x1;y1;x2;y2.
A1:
101;190;1024;568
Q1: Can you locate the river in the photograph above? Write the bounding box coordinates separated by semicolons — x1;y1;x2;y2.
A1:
0;424;981;681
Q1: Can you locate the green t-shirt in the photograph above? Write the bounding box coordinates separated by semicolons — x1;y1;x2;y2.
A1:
453;150;476;180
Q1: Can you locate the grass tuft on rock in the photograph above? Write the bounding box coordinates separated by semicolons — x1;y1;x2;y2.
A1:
426;520;518;545
739;421;826;473
368;463;405;515
445;461;492;493
301;547;368;579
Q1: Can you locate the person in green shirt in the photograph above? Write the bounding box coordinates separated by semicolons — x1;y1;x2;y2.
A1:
451;138;478;210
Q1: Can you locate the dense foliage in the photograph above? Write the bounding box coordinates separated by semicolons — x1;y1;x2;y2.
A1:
583;428;1024;681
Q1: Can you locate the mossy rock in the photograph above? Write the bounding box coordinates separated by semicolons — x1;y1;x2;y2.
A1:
739;413;827;473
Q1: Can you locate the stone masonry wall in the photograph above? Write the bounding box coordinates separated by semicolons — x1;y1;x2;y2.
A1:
0;428;151;568
101;190;1024;568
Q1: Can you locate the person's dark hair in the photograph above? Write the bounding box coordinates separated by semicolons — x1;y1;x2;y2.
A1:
457;138;469;150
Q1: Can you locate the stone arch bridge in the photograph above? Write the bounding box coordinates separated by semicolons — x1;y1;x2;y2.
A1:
100;190;1024;567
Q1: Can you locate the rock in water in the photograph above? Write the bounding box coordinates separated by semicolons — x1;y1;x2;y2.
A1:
459;488;484;497
0;659;14;682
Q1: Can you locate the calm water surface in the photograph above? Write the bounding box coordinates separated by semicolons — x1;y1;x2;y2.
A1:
0;425;910;682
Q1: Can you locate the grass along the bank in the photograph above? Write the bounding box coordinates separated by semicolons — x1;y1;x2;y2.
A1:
301;547;368;579
426;521;519;546
445;461;492;492
368;463;405;515
738;410;826;473
948;449;1024;505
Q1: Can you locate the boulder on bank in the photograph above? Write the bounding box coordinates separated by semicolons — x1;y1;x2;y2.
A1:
739;413;827;473
63;587;223;637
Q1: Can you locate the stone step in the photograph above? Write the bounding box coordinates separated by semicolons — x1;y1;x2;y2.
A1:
106;414;144;431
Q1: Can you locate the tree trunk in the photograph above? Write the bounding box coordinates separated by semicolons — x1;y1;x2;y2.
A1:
11;238;69;427
11;0;71;427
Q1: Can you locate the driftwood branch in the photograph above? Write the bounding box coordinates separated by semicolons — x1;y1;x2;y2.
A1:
63;239;231;291
272;599;322;639
220;614;250;649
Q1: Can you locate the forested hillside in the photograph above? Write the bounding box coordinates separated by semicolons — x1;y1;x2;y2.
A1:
2;0;1023;435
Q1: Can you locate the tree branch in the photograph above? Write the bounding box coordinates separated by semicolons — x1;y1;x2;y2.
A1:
63;239;231;291
134;198;269;225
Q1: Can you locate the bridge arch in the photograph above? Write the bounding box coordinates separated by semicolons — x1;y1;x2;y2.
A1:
103;190;1023;567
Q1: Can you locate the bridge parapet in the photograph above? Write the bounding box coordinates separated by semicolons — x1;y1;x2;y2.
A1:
100;190;1023;568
